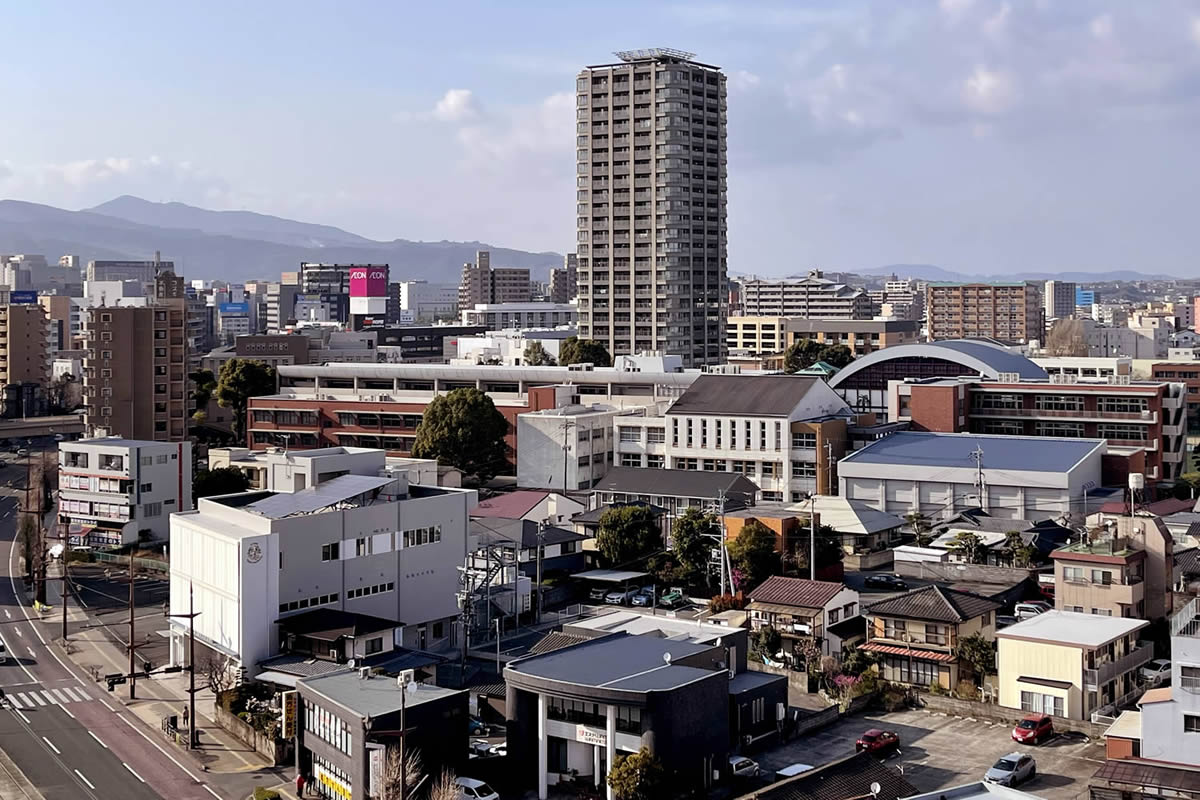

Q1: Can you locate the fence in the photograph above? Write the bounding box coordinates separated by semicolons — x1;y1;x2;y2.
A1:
213;703;292;765
917;692;1107;739
90;552;169;574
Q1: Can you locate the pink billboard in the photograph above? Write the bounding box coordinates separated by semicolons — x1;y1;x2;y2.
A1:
349;265;388;298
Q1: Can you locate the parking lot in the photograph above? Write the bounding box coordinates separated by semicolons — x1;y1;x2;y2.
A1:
756;708;1105;799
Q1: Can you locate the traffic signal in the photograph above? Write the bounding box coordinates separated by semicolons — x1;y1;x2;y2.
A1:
105;674;127;692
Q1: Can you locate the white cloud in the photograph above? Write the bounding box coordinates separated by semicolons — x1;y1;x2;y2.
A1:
962;66;1019;115
431;89;480;122
1089;13;1114;41
729;70;761;93
0;156;243;208
455;92;575;172
982;3;1011;40
939;0;975;24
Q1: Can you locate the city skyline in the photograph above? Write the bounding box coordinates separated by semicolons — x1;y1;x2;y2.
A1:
3;1;1200;277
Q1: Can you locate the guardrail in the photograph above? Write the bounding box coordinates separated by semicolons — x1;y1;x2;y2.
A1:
91;552;169;574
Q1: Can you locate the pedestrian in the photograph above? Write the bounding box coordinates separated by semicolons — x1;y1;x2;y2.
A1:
296;773;305;797
182;705;189;727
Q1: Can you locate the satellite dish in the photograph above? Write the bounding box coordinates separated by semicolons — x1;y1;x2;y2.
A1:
663;652;672;664
347;659;356;669
870;782;881;798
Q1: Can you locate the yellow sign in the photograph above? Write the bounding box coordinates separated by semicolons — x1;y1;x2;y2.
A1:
281;690;297;739
316;766;352;800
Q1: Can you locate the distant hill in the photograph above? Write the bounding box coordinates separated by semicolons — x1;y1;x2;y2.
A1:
0;196;563;284
859;264;1181;283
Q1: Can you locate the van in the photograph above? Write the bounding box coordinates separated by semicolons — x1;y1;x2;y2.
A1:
1014;601;1052;619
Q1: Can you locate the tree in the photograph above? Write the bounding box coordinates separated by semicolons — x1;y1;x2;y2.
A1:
906;513;934;547
817;344;854;368
558;336;612;367
607;747;666;800
595;505;662;568
383;745;428;800
189;368;217;418
1175;471;1200;500
787;523;843;575
48;373;76;413
1044;318;1090;357
957;632;997;678
215;359;277;443
1002;530;1037;568
411;388;509;482
948;530;986;564
727;519;778;591
750;625;782;659
522;341;556;366
18;514;35;583
203;653;236;696
669;508;716;587
193;467;250;499
783;340;855;373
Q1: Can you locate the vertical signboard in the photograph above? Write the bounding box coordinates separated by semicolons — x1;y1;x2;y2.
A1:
281;690;297;738
350;265;389;315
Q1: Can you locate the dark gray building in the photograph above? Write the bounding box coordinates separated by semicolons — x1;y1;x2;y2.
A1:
505;628;785;800
296;670;468;800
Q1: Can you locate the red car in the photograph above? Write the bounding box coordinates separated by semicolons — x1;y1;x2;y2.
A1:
1012;714;1053;744
856;729;900;755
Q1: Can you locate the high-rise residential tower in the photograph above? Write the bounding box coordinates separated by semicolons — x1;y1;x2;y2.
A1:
575;49;728;367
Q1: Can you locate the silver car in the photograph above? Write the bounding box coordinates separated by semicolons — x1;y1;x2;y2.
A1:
985;752;1036;786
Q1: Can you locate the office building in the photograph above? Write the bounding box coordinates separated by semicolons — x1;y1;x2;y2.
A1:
575;48;728;367
58;437;192;548
87;255;171;296
460;302;578;329
549;254;578;304
167;471;477;673
739;271;871;320
926;282;1043;343
517;402;653;491
838;431;1105;521
83;271;189;441
265;282;300;332
457;250;532;311
1044;280;1078;321
0;302;51;414
395;281;457;322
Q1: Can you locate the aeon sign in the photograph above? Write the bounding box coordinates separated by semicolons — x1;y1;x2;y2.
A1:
349;265;388;316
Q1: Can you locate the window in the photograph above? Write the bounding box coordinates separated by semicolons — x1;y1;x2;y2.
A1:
828;608;840;624
646;427;665;444
1033;394;1084;411
1091;569;1112;585
1092;608;1113;616
883;619;907;639
619;427;641;443
791;462;817;479
402;526;443;547
432;621;445;639
924;624;948;645
620;453;642;467
364;637;384;655
1097;423;1146;442
646;454;665;469
548;738;569;773
143;502;162;518
1098;396;1147;414
321;542;340;562
1063;566;1085;583
156;454;168;464
139;482;152;492
792;432;817;449
843;602;856;618
356;537;370;557
1185;715;1200;733
615;705;642;733
761;462;777;477
140;456;153;467
1182;665;1200;692
1020;691;1064;717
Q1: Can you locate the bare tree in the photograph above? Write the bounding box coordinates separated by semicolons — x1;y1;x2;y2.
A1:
202;653;235;695
428;769;460;800
383;745;425;799
1044;318;1090;357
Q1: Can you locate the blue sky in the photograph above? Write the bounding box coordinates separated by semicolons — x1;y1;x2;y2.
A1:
3;0;1200;276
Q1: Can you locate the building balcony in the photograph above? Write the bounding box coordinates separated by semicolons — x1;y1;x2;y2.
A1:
969;407;1156;423
1084;641;1153;690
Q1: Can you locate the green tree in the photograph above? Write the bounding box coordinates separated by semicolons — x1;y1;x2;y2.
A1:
522;341;556;366
190;369;217;415
193;467;251;499
906;512;934;547
957;631;997;678
1175;471;1200;499
558;336;612;367
411;388;509;482
669;508;716;587
215;359;277;443
607;747;666;800
788;522;843;574
750;625;782;659
783;340;855;373
595;505;662;568
1003;530;1038;568
727;519;778;591
948;530;986;564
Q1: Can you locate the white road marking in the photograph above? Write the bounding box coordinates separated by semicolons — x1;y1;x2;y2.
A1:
62;686;86;702
114;713;206;783
41;735;59;754
50;688;70;704
11;693;27;708
88;731;108;748
13;708;28;724
30;692;45;706
3;609;9;619
59;703;74;719
14;627;22;637
26;646;34;658
74;769;95;790
44;690;60;705
203;786;222;799
122;763;144;782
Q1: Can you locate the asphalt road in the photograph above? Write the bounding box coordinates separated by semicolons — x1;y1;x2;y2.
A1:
0;494;220;800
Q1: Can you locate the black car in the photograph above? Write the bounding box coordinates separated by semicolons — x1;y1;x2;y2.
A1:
864;574;908;591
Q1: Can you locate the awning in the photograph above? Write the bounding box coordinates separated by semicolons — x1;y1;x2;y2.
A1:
748;601;820;617
1017;675;1073;690
254;670;299;688
859;642;957;662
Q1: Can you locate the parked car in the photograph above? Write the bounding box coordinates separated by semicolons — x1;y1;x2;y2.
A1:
455;777;500;800
0;460;7;469
728;755;760;778
863;574;908;591
588;586;609;602
659;587;687;608
0;635;7;664
1141;659;1172;686
985;752;1036;786
1014;601;1052;619
467;717;490;736
995;614;1019;630
631;586;656;607
468;739;492;757
487;742;507;757
53;434;64;442
1012;714;1053;744
855;729;900;755
605;587;639;605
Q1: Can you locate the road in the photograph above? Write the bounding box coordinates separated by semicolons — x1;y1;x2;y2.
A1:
0;493;222;800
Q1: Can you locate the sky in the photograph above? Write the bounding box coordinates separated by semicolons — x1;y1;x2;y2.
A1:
2;0;1200;277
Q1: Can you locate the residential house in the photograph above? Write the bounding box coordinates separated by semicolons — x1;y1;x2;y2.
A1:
997;610;1152;721
861;586;1002;689
1051;515;1175;621
589;467;759;519
747;576;861;665
930;511;1075;567
471;489;586;526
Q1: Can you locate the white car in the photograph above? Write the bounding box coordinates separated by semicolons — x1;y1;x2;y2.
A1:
1141;659;1172;686
1014;601;1052;619
729;755;760;777
456;776;499;800
0;635;7;664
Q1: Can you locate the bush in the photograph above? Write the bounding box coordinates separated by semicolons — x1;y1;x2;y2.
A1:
253;789;280;800
928;682;948;696
955;680;980;701
707;593;746;613
879;684;909;712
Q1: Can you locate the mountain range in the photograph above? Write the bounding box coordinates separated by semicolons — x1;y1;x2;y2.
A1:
856;264;1180;283
0;196;563;284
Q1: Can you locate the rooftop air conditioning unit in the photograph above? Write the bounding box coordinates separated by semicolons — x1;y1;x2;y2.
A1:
997;372;1020;383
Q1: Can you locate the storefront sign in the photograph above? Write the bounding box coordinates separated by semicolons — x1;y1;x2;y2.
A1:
281;690;297;738
577;725;607;747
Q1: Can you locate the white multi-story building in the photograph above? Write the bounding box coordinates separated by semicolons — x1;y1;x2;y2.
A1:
740;271;873;319
396;281;458;322
58;438;193;547
452;329;577;367
460;302;578;330
517;402;660;490
168;471;476;674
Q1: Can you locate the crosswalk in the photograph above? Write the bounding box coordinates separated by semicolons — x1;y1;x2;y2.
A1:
6;685;96;709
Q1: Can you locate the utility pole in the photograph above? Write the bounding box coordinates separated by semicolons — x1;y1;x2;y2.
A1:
494;619;501;674
129;551;137;699
970;445;985;512
165;583;201;747
559;420;574;492
809;495;816;581
535;521;545;625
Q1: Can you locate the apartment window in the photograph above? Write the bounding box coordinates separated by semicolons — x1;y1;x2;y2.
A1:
321;542;340;562
432;621;445;639
139;482;152;492
143;502;162;518
924;624;948;645
792;432;817;449
828;608;840;624
1185;715;1200;733
646;427;665;444
1092;608;1113;616
620;453;642;467
1033;395;1084;411
1181;666;1200;692
619;427;641;443
1020;691;1064;717
791;462;817;479
100;313;112;322
1063;566;1085;583
156;454;168;464
1091;569;1112;585
364;637;384;655
356;537;370;557
402;526;442;547
646;454;665;469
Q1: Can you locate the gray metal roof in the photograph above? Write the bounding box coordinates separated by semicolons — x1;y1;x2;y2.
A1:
244;474;396;518
298;671;464;716
666;374;820;417
592;467;759;500
865;585;1002;623
828;340;1047;389
506;632;717;691
276;362;698;387
840;431;1103;473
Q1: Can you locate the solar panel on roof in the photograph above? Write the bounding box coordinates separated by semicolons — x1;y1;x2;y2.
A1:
245;474;396;518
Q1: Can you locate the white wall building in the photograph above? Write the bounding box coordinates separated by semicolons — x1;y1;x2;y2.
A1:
208;446;441;489
396;281;457;321
59;438;193;547
839;431;1104;521
452;329;577;367
168;473;476;674
517;403;660;490
460;302;578;330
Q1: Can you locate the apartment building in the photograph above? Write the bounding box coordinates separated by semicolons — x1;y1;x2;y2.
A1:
83;271;189;441
926;282;1043;344
614;374;855;501
889;376;1188;481
168;472;476;673
58;437;192;548
0;302;51;414
395;280;457;322
880;277;926;321
1051;515;1174;621
997;611;1151;721
740;271;872;319
725;316;788;355
460;302;578;329
786;317;919;356
549;254;578;304
1132;599;1200;764
517;402;656;491
575;48;728;367
1045;280;1078;321
457;250;532;310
